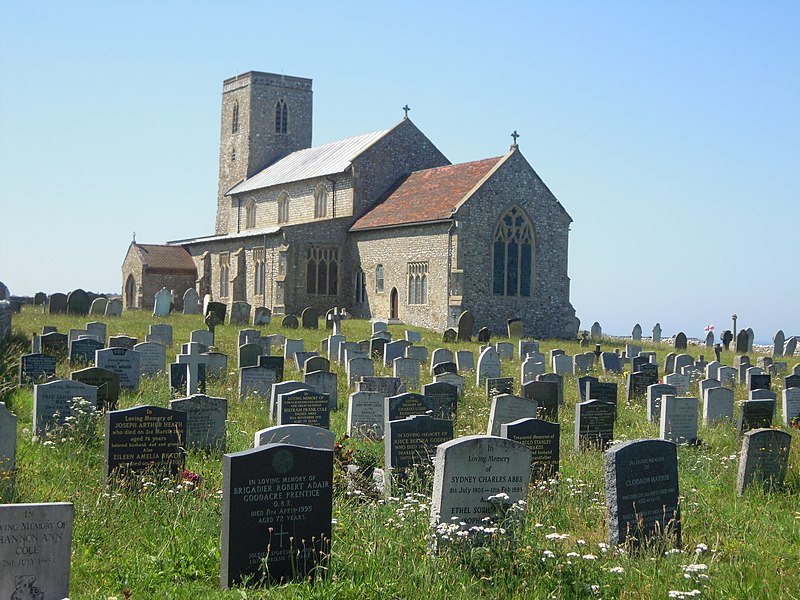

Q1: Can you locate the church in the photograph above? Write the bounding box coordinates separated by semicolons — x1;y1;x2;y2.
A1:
121;70;579;338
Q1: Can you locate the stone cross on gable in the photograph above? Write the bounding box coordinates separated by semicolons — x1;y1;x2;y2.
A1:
403;104;410;118
511;130;520;146
177;342;209;394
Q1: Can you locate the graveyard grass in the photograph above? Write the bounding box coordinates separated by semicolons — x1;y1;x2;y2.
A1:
4;307;799;599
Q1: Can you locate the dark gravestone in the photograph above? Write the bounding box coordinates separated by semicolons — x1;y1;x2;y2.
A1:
785;374;800;390
736;428;791;495
536;372;564;405
432;361;458;376
574;400;615;450
66;288;91;315
442;328;457;343
238;343;264;369
737;399;774;434
507;317;524;339
486;377;514;401
456;310;474;342
169;362;207;395
749;374;771;391
169;394;228;451
601;352;622;373
605;439;680;548
48;292;67;314
104;405;186;481
736;330;749;353
300;307;319;329
521;381;558;421
587;381;618;405
674;332;687;350
631;355;652;373
421;382;459;421
205;301;227;323
721;330;733;350
71;367;120;411
501;417;559;481
258;355;285;382
281;314;299;329
386;393;435;422
69;337;104;366
221;444;333;588
477;327;491;343
19;353;57;385
108;335;138;350
357;376;403;398
304;355;330;374
370;337;387;359
34;291;47;305
627;370;659;401
385;414;453;483
578;376;599;401
277;390;330;429
40;331;69;359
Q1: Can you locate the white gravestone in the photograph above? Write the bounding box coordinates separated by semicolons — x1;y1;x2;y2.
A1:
659;396;698;444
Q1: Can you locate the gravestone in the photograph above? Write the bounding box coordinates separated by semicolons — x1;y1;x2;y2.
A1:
169;394;227;451
737;399;775;434
455;350;474;372
784;337;797;357
631;323;642;341
663;352;676;375
590;322;602;339
578;376;599;401
600;352;622;374
95;347;140;390
736;429;791;495
476;347;501;385
281;314;299;329
86;321;107;342
430;348;454;375
304;370;338;410
254;424;335;450
133;342;166;377
421;382;459;421
522;381;559;422
40;331;68;359
104;298;122;316
183;288;199;314
673;354;693;375
500;418;559;480
717;366;737;388
301;307;319;329
104;405;186;480
659;396;698;444
89;297;108;315
749;389;777;402
370;337;387;359
238;343;264;369
574;400;615;450
507;318;524;339
277;389;330;429
384;415;453;488
346;357;374;387
71;367;120;411
204;351;228;379
721;329;732;350
48;292;67;314
432;361;458;376
703;387;734;425
372;321;389;335
781;387;800;426
605;439;680;547
552;353;573;376
486;377;514;402
749;372;771;392
33;379;98;436
698;378;721;401
0;402;17;493
356;376;402;399
646;383;678;423
253;306;271;325
519;340;540;358
385;393;435;422
190;329;214;352
405;330;422;343
384;340;410;368
221;443;333;587
174;342;209;395
705;360;721;381
495;341;514;361
586;380;618;405
456;310;473;342
108;335;137;350
148;323;173;346
69;337;104;366
783;374;800;390
521;357;545;383
487;394;538;436
66;288;91;315
259;355;284;382
284;338;305;362
746;328;754;352
393;357;420;390
626;370;659;401
239;365;278;400
573;352;594;375
0;503;73;599
434;372;465;397
304;355;330;375
405;345;428;364
736;330;749;353
347;391;386;439
205;301;227;324
430;436;530;551
442;328;457;342
477;327;490;343
153;287;172;316
664;373;690;395
674;332;687;350
270;381;312;421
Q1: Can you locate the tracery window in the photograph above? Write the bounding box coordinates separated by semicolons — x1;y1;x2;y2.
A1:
306;246;339;296
219;253;230;298
314;184;328;219
492;205;533;297
375;264;384;294
354;269;366;303
245;199;256;229
275;99;288;134
407;262;428;305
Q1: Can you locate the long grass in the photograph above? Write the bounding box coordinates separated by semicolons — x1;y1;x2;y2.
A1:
3;306;799;599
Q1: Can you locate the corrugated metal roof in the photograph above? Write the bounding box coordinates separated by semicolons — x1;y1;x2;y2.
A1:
167;226;282;246
136;244;197;272
227;129;391;195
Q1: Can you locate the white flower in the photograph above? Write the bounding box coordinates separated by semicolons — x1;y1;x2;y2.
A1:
582;554;597;560
545;532;569;541
542;550;555;559
609;566;625;574
695;543;708;554
566;551;580;558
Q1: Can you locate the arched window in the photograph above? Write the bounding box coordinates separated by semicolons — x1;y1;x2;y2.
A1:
314;184;328;219
275;99;288;134
253;247;265;295
407;262;428;304
277;193;289;224
354;269;366;303
245;199;256;229
219;253;230;297
232;100;239;133
375;264;384;293
492;206;534;297
306;246;340;296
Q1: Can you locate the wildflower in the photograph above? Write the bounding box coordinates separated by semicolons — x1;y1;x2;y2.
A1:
609;566;625;574
577;539;587;546
695;543;708;555
567;552;580;558
597;542;609;553
582;554;597;560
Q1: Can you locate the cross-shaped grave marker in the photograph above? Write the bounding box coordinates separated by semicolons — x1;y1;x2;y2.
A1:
177;342;209;394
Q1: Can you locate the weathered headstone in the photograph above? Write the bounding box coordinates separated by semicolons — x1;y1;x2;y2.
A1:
304;369;338;410
456;310;474;342
70;367;119;411
69;336;104;366
573;352;595;375
148;323;173;346
646;383;677;423
385;392;435;422
221;443;333;587
578;376;599;401
190;329;214;352
476;346;501;385
393;357;420;390
631;323;642;341
107;334;137;350
486;377;514;402
95;347;140;390
434;372;465;397
477;327;490;343
487;394;538;436
506;318;524;340
347;391;386;439
89;297;108;315
664;373;690;396
169;394;227;451
659;396;698;444
239;365;278;401
385;414;453;488
605;439;680;548
0;402;17;493
735;330;749;353
238;343;263;369
574;400;615;450
521;357;545;383
300;307;319;329
32;379;97;436
281;314;299;329
626;370;659;401
782;387;800;426
153;287;173;316
600;352;622;374
737;399;775;434
133;341;166;377
253;306;271;325
674;332;687;350
183;288;199;314
703;386;734;425
521;381;558;421
455;350;474;373
495;341;514;361
356;376;402;399
66;288;91;315
104;297;123;316
254;424;335;450
586;380;618;405
736;428;791;495
590;322;602;339
421;381;459;421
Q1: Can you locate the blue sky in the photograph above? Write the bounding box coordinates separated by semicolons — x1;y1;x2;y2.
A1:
1;1;797;343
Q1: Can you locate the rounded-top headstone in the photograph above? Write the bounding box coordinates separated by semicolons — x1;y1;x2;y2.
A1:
282;314;299;329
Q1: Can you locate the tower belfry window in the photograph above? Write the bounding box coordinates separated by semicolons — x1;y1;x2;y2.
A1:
275;100;288;134
232;101;239;133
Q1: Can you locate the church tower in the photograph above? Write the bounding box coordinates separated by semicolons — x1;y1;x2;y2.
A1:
215;71;313;234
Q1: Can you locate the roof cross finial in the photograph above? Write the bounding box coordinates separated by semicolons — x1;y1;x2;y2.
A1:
511;130;520;147
403;104;411;119
132;231;136;243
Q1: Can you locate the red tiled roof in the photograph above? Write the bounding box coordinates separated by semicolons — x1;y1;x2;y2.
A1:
350;156;504;231
136;244;197;273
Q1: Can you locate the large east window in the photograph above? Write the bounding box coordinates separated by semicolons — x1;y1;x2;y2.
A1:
492;205;533;297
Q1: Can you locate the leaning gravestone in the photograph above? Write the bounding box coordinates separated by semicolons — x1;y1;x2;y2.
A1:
574;400;615;450
501;417;560;481
169;394;228;451
153;287;172;317
347;391;386;439
205;301;227;324
183;288;199;314
96;347;140;390
430;436;530;552
456;310;474;342
736;428;791;495
605;439;680;548
104;405;186;481
0;502;74;599
221;443;333;587
487;394;538;436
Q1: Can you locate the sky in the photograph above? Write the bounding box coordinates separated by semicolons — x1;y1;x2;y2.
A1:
0;1;797;343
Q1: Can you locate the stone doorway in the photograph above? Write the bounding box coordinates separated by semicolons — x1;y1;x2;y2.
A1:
125;274;136;308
